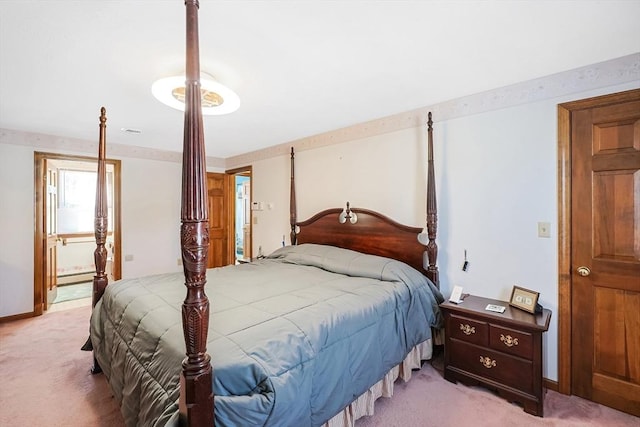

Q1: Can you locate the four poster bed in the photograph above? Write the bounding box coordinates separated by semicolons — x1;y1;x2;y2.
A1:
85;2;443;426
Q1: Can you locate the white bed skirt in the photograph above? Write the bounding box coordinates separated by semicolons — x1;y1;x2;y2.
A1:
322;338;434;427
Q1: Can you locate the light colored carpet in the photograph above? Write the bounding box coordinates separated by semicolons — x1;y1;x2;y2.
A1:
0;305;124;427
0;305;637;426
356;358;638;427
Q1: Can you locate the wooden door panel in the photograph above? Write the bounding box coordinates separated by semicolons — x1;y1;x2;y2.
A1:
592;170;638;260
206;173;230;268
593;121;638;152
593;288;639;377
44;161;58;307
208;196;224;229
208;239;224;266
571;93;640;416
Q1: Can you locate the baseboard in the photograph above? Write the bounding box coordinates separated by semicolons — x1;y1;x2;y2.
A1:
0;310;36;323
544;377;559;392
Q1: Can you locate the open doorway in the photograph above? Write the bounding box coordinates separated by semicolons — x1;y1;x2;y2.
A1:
227;166;252;263
34;152;121;315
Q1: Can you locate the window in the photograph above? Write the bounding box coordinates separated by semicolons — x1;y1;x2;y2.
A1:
57;168;113;234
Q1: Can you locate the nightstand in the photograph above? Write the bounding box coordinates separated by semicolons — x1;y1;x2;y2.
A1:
440;295;551;416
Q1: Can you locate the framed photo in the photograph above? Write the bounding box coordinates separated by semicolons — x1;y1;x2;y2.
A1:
509;285;540;314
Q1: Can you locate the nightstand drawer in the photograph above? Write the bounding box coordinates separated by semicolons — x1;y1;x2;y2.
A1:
448;314;488;346
489;324;533;359
449;339;534;395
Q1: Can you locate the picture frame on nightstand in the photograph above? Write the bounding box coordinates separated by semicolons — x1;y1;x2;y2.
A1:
509;285;540;314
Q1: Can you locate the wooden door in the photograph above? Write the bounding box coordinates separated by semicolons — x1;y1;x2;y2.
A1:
44;160;58;308
206;173;231;268
570;91;640;415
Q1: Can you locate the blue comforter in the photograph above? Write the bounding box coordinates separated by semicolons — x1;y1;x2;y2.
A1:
90;244;443;427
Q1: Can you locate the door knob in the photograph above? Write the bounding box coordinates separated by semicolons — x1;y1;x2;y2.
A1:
577;266;591;277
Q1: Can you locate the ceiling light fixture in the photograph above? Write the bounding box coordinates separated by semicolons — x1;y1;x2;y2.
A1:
151;73;240;115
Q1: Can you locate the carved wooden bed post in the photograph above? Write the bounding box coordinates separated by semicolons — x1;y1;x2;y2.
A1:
93;107;109;309
178;0;214;425
82;107;109;370
425;112;439;286
290;147;297;245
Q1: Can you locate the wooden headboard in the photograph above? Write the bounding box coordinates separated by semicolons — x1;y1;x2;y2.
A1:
290;113;439;287
296;206;428;278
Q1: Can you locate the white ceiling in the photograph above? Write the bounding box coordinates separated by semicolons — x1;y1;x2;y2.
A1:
1;1;639;159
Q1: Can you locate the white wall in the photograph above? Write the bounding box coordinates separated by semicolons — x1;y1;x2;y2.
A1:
249;81;639;382
0;143;35;316
118;157;183;279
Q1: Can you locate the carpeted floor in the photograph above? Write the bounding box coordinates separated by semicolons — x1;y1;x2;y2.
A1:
356;356;638;427
0;305;124;427
0;305;637;426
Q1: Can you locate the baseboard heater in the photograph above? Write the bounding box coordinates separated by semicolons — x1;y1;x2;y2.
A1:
57;271;96;286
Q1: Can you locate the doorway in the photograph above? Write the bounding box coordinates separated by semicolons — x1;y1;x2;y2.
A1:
34;152;121;315
234;174;251;262
557;88;640;415
205;167;252;268
227;166;252;263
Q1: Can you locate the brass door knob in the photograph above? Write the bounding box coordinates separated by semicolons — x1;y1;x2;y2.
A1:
577;266;591;277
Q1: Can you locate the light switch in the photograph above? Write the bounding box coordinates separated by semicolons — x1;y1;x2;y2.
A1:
537;222;551;238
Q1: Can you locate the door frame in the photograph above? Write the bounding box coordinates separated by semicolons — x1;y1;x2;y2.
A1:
556;88;640;395
34;152;122;315
226;165;252;261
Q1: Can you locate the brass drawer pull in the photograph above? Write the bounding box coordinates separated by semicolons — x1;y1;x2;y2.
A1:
480;356;497;369
460;323;476;335
500;334;519;347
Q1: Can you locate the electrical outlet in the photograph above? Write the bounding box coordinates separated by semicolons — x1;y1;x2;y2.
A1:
537;222;551;238
177;258;183;266
125;254;134;262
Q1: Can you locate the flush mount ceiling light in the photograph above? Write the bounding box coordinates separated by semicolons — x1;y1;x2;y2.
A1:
151;73;240;115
